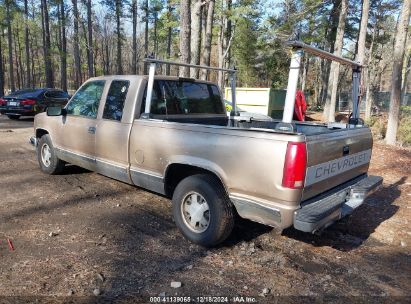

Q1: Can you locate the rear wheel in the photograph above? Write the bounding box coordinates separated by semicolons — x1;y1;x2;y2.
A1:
172;174;234;247
7;115;20;120
37;134;65;174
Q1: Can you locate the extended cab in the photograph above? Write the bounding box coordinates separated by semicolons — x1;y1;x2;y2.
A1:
30;45;382;247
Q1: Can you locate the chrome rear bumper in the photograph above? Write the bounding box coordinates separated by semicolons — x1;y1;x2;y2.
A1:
294;175;383;233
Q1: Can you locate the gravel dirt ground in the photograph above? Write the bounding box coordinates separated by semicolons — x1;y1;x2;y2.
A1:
0;114;410;303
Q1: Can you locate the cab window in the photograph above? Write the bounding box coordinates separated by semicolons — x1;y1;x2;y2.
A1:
65;81;105;118
102;80;130;121
140;80;225;116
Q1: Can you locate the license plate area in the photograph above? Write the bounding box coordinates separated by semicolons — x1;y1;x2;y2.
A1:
8;101;19;106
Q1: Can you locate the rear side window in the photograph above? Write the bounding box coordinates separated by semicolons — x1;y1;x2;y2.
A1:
142;80;225;116
66;80;105;118
103;80;130;121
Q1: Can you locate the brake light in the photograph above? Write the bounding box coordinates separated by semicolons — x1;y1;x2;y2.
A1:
282;142;307;189
0;98;5;106
21;99;36;105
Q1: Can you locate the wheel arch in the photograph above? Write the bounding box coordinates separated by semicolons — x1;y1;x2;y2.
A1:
164;163;228;198
36;128;49;139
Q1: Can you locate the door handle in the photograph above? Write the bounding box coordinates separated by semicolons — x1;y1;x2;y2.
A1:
88;126;96;134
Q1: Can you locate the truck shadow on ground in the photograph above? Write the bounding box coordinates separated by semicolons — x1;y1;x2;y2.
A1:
283;177;405;251
90;205;241;301
61;164;92;175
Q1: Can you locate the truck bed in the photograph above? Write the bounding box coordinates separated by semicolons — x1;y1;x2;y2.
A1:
162;115;357;136
154;115;372;201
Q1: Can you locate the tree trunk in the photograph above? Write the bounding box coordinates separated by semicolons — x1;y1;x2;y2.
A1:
217;0;225;88
200;0;215;80
0;33;4;96
179;0;191;77
323;0;348;122
320;0;341;106
217;20;224;89
357;0;371;119
364;22;377;120
6;0;15;92
132;0;138;74
115;0;123;74
86;0;94;78
14;26;23;89
225;0;232;71
41;0;54;88
190;0;202;78
60;0;67;91
357;0;370;64
401;51;411;105
24;0;31;88
153;11;158;55
72;0;81;88
386;0;411;145
166;2;172;75
144;0;149;74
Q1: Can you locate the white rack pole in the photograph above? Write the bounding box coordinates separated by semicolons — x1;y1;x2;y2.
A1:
282;49;303;123
144;62;156;114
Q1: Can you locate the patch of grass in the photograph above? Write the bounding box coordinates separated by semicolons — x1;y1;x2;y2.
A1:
398;106;411;146
372;118;387;139
365;116;378;127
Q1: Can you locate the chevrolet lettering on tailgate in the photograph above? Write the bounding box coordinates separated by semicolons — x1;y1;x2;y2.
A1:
305;149;372;186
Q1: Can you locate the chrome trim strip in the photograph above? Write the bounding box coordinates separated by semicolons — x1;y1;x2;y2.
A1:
130;167;163;179
229;194;282;227
96;157;128;170
130;168;165;195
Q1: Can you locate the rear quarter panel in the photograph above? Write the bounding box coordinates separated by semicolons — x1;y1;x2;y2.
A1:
129;119;305;212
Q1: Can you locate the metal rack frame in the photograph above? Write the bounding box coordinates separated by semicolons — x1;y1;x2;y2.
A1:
280;41;364;130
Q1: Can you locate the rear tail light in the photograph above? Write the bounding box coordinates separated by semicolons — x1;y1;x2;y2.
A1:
21;99;36;105
0;98;5;106
282;142;307;189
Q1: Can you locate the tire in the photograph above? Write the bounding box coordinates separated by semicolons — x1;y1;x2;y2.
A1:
172;174;234;247
37;134;65;174
7;115;20;120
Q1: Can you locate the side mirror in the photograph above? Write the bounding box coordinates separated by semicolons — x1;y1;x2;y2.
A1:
47;106;67;116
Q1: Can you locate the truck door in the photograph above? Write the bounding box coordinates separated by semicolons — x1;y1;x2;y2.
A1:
55;80;106;171
95;80;133;183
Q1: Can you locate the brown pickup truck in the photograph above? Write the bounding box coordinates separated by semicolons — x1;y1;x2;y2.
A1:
30;45;382;247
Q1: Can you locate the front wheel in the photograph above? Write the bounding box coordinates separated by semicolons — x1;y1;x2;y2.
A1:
172;174;234;247
37;134;65;174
